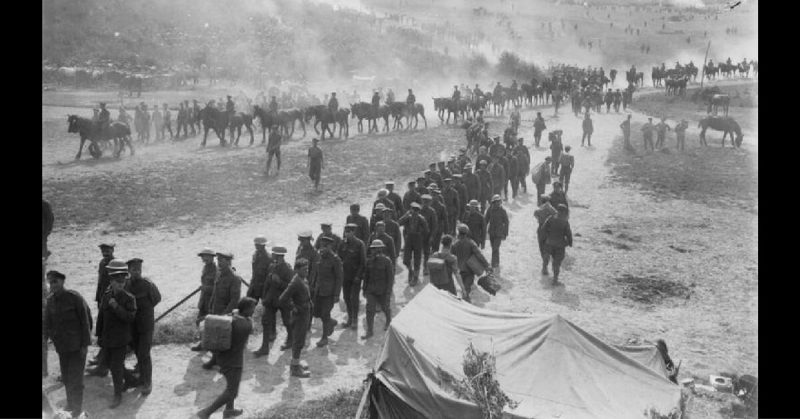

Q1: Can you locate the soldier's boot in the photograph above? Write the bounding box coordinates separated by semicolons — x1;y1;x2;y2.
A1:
141;383;152;396
223;408;244;418
316;336;329;347
290;363;310;378
85;366;109;377
252;334;271;358
109;393;122;409
361;315;374;340
413;269;421;285
341;316;352;329
279;337;292;351
326;319;338;336
407;269;414;285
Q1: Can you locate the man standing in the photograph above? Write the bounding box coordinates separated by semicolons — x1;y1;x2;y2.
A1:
461;163;480;203
641;117;655;151
45;271;92;418
621;114;633;151
488;156;506;199
345;204;371;244
419;194;438;273
541;204;573;284
338;224;367;330
123;258;160;395
515;138;530;194
384;181;404;214
176;102;187;139
370;221;397;264
296;231;319;281
484;195;509;269
402;180;421;213
196;297;256;419
442;178;460;235
532;156;552;205
253;246;293;357
308;138;324;190
202;252;242;370
310;237;343;347
675;119;688;151
362;240;394;339
462;200;486;249
279;259;313;378
96;260;137;408
452;174;468;221
581;112;593;146
655;117;671;149
613;89;622;112
476;161;493;212
380;208;402;266
86;242;115;373
429;188;448;253
533;112;547;148
451;225;492;301
266;126;282;176
549;181;568;209
558;146;575;195
398;202;429;286
314;223;342;251
604;89;614;113
534;196;558;274
246;237;272;304
430;235;466;297
507;150;519;199
162;103;174;140
191;248;217;352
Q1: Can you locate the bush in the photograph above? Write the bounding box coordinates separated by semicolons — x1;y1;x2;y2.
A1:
251;387;363;418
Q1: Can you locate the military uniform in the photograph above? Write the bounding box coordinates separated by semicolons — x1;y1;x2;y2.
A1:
655;121;671;149
96;286;137;400
198;312;252;417
247;248;272;303
550;135;564;175
442;185;461;235
369;231;397;262
542;214;573;281
398;207;429;283
338;235;366;327
162;106;174;140
534;202;558;270
45;287;92;416
533;116;547;147
382;215;402;264
476;166;493;211
484;204;509;268
260;259;293;345
451;235;490;297
558;153;575;194
310;247;343;341
462;209;486;248
210;267;242;315
362;251;394;336
488;161;506;197
419;203;438;265
124;272;161;392
296;242;319;281
402;188;421;213
581;116;593;147
278;272;312;363
641;121;655;151
507;153;519;198
674;121;688;151
386;189;404;215
314;232;343;252
345;214;371;245
453;178;469;220
198;261;217;320
430;197;447;253
462;169;480;203
620;119;632;148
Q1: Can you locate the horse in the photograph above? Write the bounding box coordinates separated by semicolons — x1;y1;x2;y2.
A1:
304;105;336;140
698;116;743;148
284;108;306;137
334;109;350;138
197;106;228;147
404;103;427;129
737;62;750;78
652;67;663;87
707;94;730;116
704;64;718;80
434;97;461;124
388;102;407;130
350;103;382;134
228;112;256;146
67;115;133;159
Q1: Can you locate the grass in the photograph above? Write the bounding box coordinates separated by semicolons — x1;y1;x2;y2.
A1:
249;388;363;419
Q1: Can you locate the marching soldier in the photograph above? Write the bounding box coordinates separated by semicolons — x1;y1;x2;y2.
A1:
86;242;115;374
380;208;402;266
384;181;404;214
462;200;486;248
515;138;530;194
202;252;242;370
370;220;397;265
398;202;429;285
296;231;319;281
253;246;293;357
641;117;655;151
655;117;671;149
338;224;367;330
484;195;510;269
429;187;448;253
541;204;573;284
266;126;283;176
402;180;421;212
191;248;217;352
535;196;558;274
314;223;342;251
279;259;313;378
310;237;343;347
533;156;553;205
162;103;174;140
559;146;575;195
476;161;493;212
442;178;461;235
451;225;492;301
621;114;633;150
461;163;480;203
308;138;324;190
613;89;622;112
123;258;161;395
533;112;547;148
45;271;92;418
176;102;187;139
488;156;506;198
581;112;593;146
452;174;468;221
362;240;394;339
419;195;438;273
430;235;466;297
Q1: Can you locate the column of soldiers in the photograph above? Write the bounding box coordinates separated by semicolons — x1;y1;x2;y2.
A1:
126;100;202;143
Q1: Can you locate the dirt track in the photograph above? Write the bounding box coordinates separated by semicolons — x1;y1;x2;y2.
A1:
42;81;757;418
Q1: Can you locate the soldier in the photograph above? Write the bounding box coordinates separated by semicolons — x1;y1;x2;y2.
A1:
430;234;466;297
398;202;429;285
452;85;461;103
531;155;552;205
451;225;491;301
380;207;402;266
452;174;468;220
279;259;312;378
507;150;519;199
429;187;448;253
308;138;324;190
328;92;338;114
462;200;486;248
461;163;480;203
384;181;404;214
246;237;272;304
123;258;161;395
604;89;614;113
549;181;568;210
98;102;111;133
296;231;319;282
225;95;235;118
371;90;381;110
190;248;217;352
370;221;397;264
338;224;367;330
613;89;622;112
549;130;564;176
345;204;370;244
151;105;163;141
484;195;509;269
541;204;573;284
655;117;671;149
438;161;452;183
510;105;521;133
253;246;293;357
442;178;460;235
372;189;397;221
428;163;443;187
641;117;655;151
314;223;342;251
370;203;387;232
488;155;506;200
45;270;92;418
176;102;187;139
622;86;633;110
418;194;439;272
162;103;174;140
558;146;575;195
196;297;256;419
202;252;242;370
534;196;558;274
86;242;115;374
266;126;282;176
268;96;279;114
406;89;415;106
489;136;505;158
581;112;593;146
475;160;493;212
416;176;429;196
621;114;633;150
515;138;530;194
532;112;547;148
402;180;421;212
386;88;395;104
675;119;688;151
362;240;394;339
96;260;137;408
310;237;343;347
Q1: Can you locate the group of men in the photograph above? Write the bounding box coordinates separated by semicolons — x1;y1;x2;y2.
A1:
45;243;161;417
621;115;689;152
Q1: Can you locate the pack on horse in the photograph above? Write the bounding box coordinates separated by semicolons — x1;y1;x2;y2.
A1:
707;94;731;117
67;115;134;159
698;116;743;148
304;105;336;140
197;106;228;147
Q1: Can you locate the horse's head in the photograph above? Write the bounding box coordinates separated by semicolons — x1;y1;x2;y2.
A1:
67;115;79;133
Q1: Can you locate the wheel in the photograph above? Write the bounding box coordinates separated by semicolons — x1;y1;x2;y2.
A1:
89;143;102;159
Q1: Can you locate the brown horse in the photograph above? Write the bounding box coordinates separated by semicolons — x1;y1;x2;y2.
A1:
707;94;730;117
698;116;743;148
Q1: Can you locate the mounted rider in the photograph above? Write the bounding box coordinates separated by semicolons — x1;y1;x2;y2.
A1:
268;96;279;114
386;88;395;104
98;102;111;135
406;89;416;106
452;85;461;104
473;84;483;99
328;92;338;114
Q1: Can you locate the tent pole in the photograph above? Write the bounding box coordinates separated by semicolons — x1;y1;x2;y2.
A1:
354;376;372;419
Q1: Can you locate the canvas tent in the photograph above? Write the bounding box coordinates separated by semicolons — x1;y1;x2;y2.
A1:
364;286;681;419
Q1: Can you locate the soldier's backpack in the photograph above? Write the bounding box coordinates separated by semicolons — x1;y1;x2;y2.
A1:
531;162;545;184
201;314;233;351
477;274;502;296
426;257;449;286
